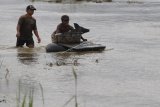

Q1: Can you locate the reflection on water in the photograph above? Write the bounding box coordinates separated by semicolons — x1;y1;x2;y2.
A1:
16;48;39;65
54;52;84;66
51;51;104;66
17;53;38;65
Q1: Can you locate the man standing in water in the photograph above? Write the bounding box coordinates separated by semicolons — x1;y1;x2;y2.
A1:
16;5;41;48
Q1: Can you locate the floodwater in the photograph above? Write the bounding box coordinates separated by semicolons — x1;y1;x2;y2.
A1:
0;0;160;107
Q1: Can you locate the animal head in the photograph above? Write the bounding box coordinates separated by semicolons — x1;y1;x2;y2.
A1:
74;23;90;34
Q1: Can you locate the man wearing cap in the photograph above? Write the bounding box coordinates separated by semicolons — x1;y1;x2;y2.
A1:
16;5;41;48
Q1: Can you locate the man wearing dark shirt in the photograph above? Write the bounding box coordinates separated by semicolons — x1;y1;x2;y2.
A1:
16;5;41;48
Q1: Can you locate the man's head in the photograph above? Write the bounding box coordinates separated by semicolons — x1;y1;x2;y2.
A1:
26;5;36;16
61;15;69;25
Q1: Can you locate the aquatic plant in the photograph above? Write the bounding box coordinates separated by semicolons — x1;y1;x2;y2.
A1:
62;67;78;107
20;89;34;107
72;67;78;107
5;68;10;79
39;83;45;107
21;94;27;107
62;96;74;107
29;89;34;107
17;79;45;107
72;67;77;82
0;57;4;69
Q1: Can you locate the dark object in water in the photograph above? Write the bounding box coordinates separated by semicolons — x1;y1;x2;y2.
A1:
46;41;106;52
52;32;81;44
46;43;66;52
47;23;106;52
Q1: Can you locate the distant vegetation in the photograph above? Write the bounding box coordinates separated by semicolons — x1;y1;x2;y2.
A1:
127;0;143;4
29;0;112;3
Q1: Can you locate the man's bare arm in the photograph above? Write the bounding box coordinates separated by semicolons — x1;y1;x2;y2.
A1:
34;30;41;43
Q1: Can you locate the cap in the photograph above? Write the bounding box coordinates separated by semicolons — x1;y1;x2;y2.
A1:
26;5;36;11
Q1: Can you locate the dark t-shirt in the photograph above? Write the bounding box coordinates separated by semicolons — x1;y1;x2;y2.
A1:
18;15;37;38
55;23;74;33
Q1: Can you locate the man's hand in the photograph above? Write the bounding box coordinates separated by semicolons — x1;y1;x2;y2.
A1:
37;37;41;43
16;32;20;38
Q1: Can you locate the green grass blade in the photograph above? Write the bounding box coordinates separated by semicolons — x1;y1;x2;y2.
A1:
72;67;77;80
39;83;45;107
29;89;34;107
21;94;26;107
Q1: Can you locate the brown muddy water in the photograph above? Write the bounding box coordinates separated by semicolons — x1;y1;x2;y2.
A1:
1;0;160;107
